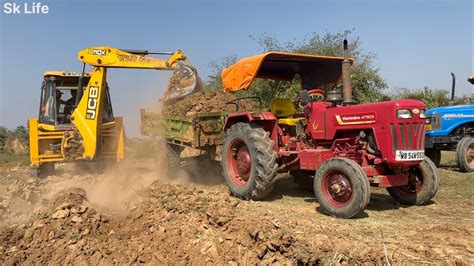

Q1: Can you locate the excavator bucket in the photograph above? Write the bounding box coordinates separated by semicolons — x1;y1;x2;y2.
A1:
162;63;202;103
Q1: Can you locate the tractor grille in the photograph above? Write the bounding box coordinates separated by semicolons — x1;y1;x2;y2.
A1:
389;122;425;152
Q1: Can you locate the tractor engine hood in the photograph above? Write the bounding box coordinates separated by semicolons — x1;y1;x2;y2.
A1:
307;99;427;166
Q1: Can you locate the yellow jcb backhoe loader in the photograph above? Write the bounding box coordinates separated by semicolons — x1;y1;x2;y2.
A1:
28;47;201;177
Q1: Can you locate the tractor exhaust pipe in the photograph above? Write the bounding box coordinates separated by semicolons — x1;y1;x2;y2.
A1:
450;72;456;101
342;39;352;104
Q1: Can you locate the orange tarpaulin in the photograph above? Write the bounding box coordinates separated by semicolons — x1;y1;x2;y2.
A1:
221;52;354;92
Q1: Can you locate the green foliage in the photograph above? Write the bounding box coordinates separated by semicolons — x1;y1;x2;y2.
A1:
458;94;474;104
0;125;29;153
391;87;454;109
0;152;30;166
13;126;29;144
0;126;7;151
206;55;239;92
207;30;388;106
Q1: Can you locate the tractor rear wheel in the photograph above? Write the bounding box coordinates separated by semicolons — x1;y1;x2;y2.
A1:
387;156;439;205
314;158;370;219
456;137;474;172
425;148;441;167
222;123;278;200
290;170;314;192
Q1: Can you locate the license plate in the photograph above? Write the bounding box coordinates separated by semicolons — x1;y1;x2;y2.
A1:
395;150;424;161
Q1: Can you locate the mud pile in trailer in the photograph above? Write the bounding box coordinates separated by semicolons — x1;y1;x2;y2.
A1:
162;91;254;117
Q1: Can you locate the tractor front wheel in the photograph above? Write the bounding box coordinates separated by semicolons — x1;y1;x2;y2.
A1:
222;123;278;200
314;158;370;219
387;156;439;205
456;137;474;172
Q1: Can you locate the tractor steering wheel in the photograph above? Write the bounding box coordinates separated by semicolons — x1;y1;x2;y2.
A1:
308;89;325;102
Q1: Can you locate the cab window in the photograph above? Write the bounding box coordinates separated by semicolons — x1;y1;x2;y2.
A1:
39;80;56;125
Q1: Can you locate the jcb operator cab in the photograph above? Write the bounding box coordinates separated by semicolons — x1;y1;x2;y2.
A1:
39;71;114;126
29;71;124;177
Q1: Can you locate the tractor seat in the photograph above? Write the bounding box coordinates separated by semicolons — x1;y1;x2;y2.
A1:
270;99;307;126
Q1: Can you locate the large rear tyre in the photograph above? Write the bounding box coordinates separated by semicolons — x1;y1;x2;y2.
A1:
456;137;474;172
222;123;278;200
314;158;370;219
387;156;439;205
290;170;314;192
425;148;441;167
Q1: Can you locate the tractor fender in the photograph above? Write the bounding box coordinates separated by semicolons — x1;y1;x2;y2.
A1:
224;112;279;151
224;112;254;130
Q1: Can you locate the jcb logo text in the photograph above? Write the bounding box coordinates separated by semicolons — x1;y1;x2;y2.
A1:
90;49;106;56
86;86;99;120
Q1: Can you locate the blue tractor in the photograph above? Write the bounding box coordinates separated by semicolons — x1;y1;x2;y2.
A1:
425;74;474;172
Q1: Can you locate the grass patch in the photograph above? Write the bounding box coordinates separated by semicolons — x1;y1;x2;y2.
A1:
0;152;29;166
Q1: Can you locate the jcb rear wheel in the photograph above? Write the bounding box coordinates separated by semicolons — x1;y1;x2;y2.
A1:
32;163;54;178
387;156;439;205
222;123;278;200
314;158;370;219
456;137;474;172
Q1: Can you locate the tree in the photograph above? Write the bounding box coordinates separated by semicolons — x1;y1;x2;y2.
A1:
391;87;452;109
0;126;7;151
206;55;239;92
206;30;389;106
459;94;474;104
13;126;29;144
0;125;29;153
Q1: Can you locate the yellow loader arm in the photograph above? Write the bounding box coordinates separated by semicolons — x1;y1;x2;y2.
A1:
72;46;200;160
77;46;190;69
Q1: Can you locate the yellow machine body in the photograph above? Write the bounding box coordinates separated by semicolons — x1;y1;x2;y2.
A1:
29;47;199;174
28;71;124;169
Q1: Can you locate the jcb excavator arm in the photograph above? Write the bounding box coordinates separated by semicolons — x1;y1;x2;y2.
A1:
71;46;198;160
77;46;190;69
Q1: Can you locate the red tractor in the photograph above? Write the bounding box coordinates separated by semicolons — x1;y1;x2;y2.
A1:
218;42;438;218
149;41;439;218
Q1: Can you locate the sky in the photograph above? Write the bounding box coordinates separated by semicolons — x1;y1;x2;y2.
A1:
0;0;472;136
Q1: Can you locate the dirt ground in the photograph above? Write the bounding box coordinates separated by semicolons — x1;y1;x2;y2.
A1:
0;151;472;264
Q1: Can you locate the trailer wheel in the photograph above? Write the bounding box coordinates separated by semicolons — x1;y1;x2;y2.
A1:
290;170;314;192
314;158;370;219
456;137;474;172
222;123;278;200
164;144;182;173
425;148;441;167
387;156;439;205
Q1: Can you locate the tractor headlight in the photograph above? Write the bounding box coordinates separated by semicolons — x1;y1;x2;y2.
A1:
419;110;427;119
397;109;412;119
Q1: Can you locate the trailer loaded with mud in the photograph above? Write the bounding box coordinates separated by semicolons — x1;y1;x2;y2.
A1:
142;44;439;219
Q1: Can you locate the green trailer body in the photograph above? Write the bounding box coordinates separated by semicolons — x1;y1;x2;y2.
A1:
140;109;225;149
